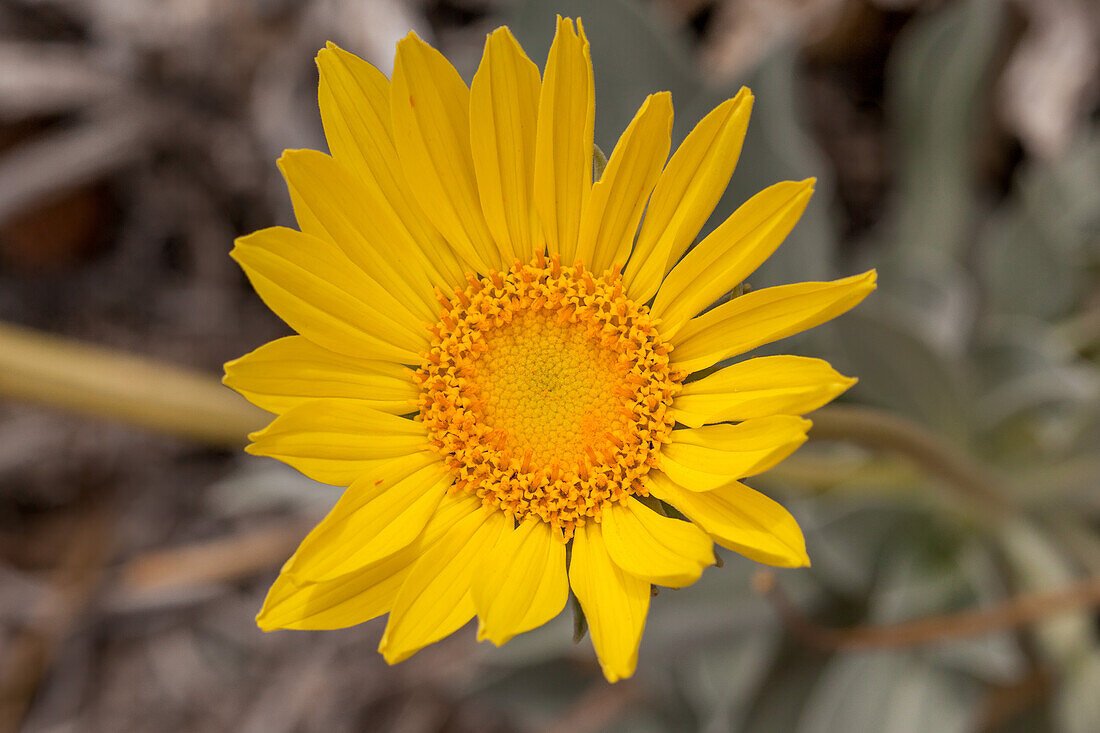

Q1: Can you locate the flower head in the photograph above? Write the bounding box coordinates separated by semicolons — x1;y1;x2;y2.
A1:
224;17;875;682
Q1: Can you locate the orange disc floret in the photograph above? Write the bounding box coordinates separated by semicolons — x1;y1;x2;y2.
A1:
414;255;684;537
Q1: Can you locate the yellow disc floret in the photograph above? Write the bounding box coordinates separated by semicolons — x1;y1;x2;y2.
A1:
415;254;684;537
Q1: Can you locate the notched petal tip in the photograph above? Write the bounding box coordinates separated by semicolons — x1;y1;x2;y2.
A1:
848;268;879;303
552;14;588;45
275;147;316;165
396;29;428;53
220;356;241;387
315;42;350;70
377;641;400;665
256;610;279;633
486;25;519;44
378;633;423;666
651;91;674;129
636;90;673;119
575;17;589;43
475;622;509;647
775;540;811;569
227;241;245;265
720;87;754;119
602;668;630;684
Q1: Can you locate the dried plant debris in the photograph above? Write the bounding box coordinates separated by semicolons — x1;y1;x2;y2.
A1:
1;0;1099;731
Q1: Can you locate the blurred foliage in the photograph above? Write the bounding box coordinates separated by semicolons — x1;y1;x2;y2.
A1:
2;0;1099;731
471;0;1100;731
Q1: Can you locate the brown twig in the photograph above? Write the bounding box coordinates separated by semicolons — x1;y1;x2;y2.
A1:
753;570;1100;651
810;405;1017;518
107;518;313;611
976;670;1052;732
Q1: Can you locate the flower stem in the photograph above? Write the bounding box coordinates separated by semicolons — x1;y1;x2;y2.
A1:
0;321;267;447
754;569;1100;650
810;405;1018;518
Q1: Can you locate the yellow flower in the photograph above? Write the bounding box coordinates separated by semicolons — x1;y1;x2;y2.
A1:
224;17;875;682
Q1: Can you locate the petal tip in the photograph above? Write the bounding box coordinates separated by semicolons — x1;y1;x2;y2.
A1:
487;25;516;43
379;641;417;666
395;30;427;56
256;609;280;632
599;661;635;684
477;627;510;647
377;636;403;665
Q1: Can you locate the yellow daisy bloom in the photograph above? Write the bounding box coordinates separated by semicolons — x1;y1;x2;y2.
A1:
224;17;875;682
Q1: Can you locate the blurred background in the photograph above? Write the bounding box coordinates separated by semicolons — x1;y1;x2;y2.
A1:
1;0;1099;731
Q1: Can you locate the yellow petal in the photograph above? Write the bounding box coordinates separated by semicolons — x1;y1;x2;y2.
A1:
534;16;594;265
568;522;650;683
673;355;856;428
379;505;508;664
257;492;483;630
391;32;499;272
601;497;715;587
660;416;811;491
223;336;417;416
670;270;878;374
470;27;542;263
646;471;809;568
623;90;752;303
283;458;449;584
576;92;672;275
231;227;428;363
471;517;568;646
278;149;443;322
316;43;468;288
652;179;815;337
246;399;427;486
259;546;411;632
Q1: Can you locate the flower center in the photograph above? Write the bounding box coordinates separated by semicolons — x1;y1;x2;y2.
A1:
415;255;683;537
